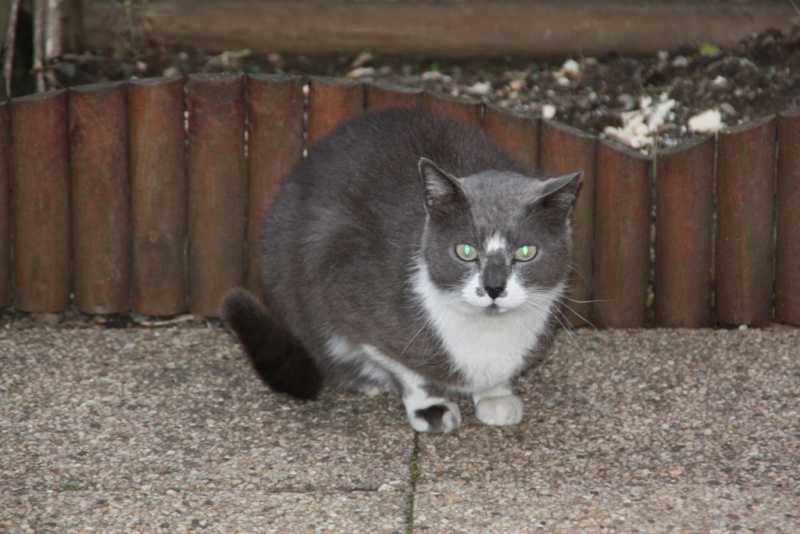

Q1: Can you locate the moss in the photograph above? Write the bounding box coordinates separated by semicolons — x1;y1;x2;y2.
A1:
405;433;421;534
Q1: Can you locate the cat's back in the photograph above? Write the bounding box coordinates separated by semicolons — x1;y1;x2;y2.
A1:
265;108;526;254
284;108;526;203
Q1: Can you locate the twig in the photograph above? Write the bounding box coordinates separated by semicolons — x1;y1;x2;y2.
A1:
33;0;46;92
2;0;22;97
46;0;64;61
787;0;800;18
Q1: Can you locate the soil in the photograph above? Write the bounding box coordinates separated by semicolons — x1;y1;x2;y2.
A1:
42;24;800;154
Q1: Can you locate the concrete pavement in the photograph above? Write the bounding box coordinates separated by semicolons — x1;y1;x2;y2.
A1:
1;325;798;532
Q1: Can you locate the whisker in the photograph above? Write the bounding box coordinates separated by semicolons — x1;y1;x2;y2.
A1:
562;296;608;305
557;300;598;331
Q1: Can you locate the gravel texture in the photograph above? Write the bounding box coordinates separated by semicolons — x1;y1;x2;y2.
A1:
1;326;798;532
414;329;800;532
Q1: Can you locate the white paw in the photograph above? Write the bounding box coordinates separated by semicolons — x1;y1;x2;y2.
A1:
475;395;524;426
407;401;462;434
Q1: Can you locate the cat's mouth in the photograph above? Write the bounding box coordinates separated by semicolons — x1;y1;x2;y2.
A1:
483;303;511;315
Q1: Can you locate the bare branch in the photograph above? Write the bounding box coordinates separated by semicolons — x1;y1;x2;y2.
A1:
2;0;22;97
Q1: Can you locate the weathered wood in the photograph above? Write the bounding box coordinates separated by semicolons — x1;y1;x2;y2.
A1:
187;74;247;316
654;136;714;328
366;82;424;111
424;91;481;128
83;1;798;58
775;109;800;325
129;76;188;316
482;103;539;171
716;116;776;326
538;120;596;326
70;82;131;314
10;90;71;312
246;74;304;297
307;77;365;149
0;102;9;307
593;139;652;329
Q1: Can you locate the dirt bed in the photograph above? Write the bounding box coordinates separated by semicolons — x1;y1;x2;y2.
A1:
49;25;800;154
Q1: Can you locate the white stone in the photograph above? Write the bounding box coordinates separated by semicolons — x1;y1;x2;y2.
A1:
688;109;724;133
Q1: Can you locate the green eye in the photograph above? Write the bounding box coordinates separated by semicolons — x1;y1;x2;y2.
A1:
455;243;478;261
514;245;538;262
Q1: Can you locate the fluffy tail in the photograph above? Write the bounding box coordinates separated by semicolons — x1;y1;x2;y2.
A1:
220;288;322;400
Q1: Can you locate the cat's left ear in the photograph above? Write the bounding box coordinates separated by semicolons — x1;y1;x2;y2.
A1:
418;158;466;214
536;171;582;212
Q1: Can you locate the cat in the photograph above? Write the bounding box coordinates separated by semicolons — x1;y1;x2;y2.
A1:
221;107;581;434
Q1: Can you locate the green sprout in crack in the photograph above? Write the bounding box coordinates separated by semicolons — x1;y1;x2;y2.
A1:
60;475;82;492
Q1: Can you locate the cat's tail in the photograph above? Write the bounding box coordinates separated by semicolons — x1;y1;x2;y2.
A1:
220;288;322;400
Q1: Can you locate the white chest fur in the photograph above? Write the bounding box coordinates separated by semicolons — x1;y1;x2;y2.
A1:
412;262;563;393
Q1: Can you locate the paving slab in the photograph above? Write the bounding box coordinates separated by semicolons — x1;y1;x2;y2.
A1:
1;326;798;532
414;329;800;532
11;491;406;533
0;328;412;533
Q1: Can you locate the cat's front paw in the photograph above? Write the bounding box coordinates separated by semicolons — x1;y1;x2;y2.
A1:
475;395;524;426
408;401;462;434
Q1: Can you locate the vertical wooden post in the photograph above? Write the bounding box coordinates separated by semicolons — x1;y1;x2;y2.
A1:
246;74;304;297
129;77;188;316
366;82;423;110
70;82;131;314
0;102;10;307
775;109;800;325
593;140;652;329
187;74;247;317
11;90;71;312
307;77;364;149
654;136;714;328
538;121;596;326
423;91;481;127
482;103;539;171
715;116;776;326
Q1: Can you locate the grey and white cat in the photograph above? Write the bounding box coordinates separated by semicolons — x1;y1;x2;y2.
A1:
221;108;581;433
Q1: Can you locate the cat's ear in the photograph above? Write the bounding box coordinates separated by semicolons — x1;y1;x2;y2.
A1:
536;171;582;212
418;158;465;213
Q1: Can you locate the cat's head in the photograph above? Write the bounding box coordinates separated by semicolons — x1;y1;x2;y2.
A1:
417;158;581;316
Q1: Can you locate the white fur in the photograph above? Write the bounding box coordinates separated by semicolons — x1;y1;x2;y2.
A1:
360;344;461;433
326;335;461;432
460;271;531;311
484;233;508;252
473;385;524;426
326;335;396;394
413;260;564;393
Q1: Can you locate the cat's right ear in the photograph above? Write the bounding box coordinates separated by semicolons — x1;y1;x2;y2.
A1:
418;158;465;214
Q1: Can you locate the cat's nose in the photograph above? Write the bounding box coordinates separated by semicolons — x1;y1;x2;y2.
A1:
484;284;505;300
482;255;508;300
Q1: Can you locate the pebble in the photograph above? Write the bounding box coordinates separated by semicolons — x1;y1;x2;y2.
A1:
346;67;376;79
671;55;689;68
541;104;556;120
719;102;736;116
603;93;676;151
508;78;525;92
712;75;729;88
688;109;724;133
465;81;492;95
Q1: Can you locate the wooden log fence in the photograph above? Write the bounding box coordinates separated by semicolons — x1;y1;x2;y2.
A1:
0;74;798;327
654;136;715;328
538;121;596;327
128;77;187;316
